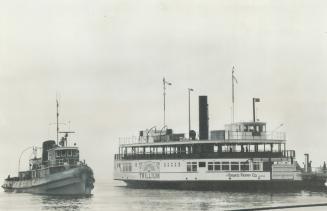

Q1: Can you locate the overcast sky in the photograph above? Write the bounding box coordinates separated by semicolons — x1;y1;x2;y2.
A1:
0;0;327;180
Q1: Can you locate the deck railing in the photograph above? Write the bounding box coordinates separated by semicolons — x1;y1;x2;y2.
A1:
114;150;295;161
225;131;286;141
118;131;286;146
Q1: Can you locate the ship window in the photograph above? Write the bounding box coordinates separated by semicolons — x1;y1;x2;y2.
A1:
214;145;218;152
199;162;206;168
192;162;197;172
55;151;60;158
208;162;213;171
258;144;265;152
222;162;229;171
187;162;191;172
241;161;250;171
122;163;132;172
178;162;180;167
231;162;239;171
187;162;197;172
67;150;72;157
222;145;228;152
214;162;221;171
253;162;261;171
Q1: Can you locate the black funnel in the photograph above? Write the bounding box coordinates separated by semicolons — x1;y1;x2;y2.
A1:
42;140;56;163
199;96;209;140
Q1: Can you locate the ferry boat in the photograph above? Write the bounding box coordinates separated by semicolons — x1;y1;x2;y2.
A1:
114;95;327;190
1;102;95;195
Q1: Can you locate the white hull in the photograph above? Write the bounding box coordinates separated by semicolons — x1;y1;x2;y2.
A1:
114;159;302;182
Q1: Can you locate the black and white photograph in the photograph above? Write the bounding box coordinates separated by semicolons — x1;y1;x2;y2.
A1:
1;0;327;210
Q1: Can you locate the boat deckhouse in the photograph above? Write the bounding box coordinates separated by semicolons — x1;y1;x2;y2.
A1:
115;120;294;164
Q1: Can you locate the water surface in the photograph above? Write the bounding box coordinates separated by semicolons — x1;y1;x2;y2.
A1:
1;180;327;210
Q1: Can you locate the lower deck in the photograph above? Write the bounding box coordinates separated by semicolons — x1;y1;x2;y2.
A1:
114;158;302;182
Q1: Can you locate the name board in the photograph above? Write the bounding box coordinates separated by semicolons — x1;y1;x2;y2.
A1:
226;172;268;180
139;162;160;179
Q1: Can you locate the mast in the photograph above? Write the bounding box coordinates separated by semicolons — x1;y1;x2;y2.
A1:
252;98;260;122
232;68;234;123
163;77;172;127
188;88;194;138
56;99;59;145
232;66;237;123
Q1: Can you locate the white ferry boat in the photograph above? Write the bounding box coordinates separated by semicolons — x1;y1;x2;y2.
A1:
114;95;326;190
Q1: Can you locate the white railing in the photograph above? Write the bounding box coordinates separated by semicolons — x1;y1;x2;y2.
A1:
118;131;286;145
225;131;286;141
118;136;140;145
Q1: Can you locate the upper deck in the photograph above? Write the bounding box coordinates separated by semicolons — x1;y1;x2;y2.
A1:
115;121;291;160
118;121;286;148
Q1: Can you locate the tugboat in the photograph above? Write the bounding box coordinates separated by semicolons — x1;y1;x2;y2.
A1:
113;77;327;190
1;101;95;195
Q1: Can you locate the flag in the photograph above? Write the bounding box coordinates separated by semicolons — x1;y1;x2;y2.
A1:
232;66;238;84
163;77;172;85
232;66;237;104
56;99;59;117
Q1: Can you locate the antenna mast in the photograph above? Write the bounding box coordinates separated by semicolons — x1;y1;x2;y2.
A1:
163;77;172;127
232;66;238;123
56;99;59;145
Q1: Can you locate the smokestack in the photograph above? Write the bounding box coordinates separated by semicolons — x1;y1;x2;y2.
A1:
199;96;209;140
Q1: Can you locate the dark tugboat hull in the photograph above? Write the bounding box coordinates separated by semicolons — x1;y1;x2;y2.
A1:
2;166;94;195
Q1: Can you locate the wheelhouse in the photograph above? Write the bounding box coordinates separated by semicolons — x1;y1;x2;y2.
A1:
48;147;80;166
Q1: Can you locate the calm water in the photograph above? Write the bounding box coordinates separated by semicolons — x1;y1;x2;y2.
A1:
1;180;327;210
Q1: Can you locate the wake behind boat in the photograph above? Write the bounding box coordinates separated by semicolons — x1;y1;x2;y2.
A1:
1;101;95;195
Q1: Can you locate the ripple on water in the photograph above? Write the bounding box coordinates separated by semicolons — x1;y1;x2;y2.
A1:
1;181;327;211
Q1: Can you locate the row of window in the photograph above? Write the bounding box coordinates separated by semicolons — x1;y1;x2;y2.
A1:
116;161;262;172
117;163;132;172
123;163;132;172
163;162;181;168
187;161;261;172
55;150;79;158
121;143;284;155
117;162;182;171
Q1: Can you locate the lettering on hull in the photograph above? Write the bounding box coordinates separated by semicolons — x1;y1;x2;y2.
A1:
226;172;268;180
140;172;160;179
139;162;160;179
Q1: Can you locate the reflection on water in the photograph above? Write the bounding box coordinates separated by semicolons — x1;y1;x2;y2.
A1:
40;195;92;211
1;181;327;211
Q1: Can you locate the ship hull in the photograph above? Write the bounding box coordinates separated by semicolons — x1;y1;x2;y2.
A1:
2;166;94;195
120;179;327;191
